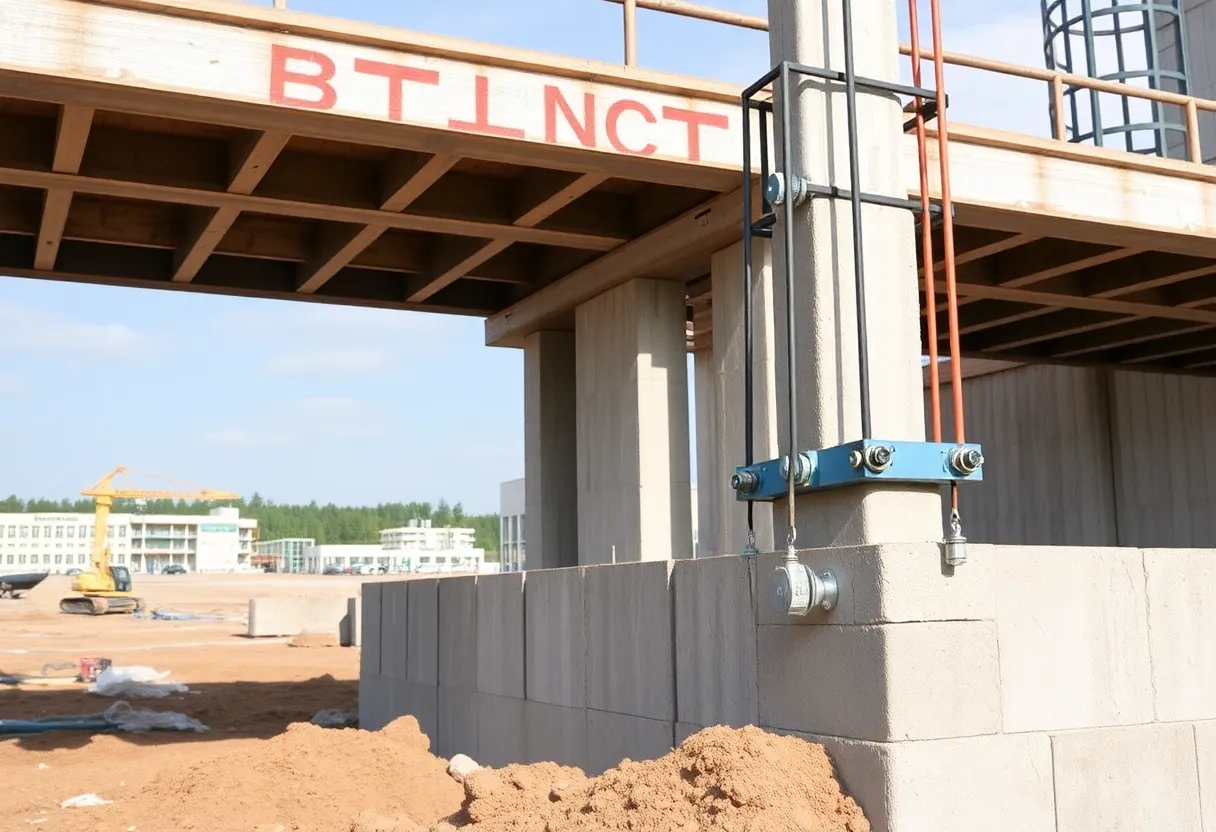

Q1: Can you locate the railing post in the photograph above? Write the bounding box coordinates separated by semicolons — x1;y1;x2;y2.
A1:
624;0;638;65
1051;75;1067;141
1186;99;1202;163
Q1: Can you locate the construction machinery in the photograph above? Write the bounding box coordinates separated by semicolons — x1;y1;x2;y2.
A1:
59;467;240;615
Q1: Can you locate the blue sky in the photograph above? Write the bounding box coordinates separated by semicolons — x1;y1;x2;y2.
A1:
0;0;1047;513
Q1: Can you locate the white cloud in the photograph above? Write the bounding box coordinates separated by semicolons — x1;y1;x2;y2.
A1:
265;346;392;375
290;396;385;439
0;301;151;358
203;396;384;449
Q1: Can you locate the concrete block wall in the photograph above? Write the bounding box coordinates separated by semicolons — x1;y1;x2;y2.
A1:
933;364;1216;549
360;546;1216;830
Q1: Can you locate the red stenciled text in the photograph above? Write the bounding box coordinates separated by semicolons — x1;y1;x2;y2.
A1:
268;44;731;163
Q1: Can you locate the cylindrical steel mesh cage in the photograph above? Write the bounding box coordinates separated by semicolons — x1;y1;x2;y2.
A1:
1042;0;1191;156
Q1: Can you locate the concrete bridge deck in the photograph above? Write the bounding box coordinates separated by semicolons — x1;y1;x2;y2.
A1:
2;0;1216;373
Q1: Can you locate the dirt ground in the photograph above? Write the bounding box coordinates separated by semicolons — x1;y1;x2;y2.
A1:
0;572;374;829
0;573;870;832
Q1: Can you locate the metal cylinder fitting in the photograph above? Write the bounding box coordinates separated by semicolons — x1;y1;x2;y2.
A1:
769;563;839;616
731;470;760;494
766;171;809;208
948;446;984;476
863;444;894;473
779;452;812;486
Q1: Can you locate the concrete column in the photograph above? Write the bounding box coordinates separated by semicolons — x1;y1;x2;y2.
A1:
767;0;941;548
524;330;578;570
575;278;693;565
693;349;718;557
710;239;778;556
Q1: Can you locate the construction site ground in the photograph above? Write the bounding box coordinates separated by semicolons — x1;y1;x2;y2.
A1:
0;573;868;832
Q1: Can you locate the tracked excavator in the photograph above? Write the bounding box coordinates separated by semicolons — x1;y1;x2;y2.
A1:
59;467;240;616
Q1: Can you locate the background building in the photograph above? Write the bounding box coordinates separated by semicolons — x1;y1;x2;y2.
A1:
252;537;315;572
497;479;699;569
380;519;476;551
499;478;525;572
0;507;257;573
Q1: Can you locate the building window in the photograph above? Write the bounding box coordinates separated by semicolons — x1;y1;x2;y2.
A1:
31;527;39;539
18;554;25;564
42;554;50;564
5;554;11;564
67;526;75;538
119;526;126;538
43;526;50;538
78;554;86;564
55;526;63;538
19;526;27;538
79;525;87;538
6;525;14;538
519;514;525;543
54;554;62;564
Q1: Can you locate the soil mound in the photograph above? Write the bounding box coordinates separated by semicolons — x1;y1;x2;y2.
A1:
126;715;464;831
453;725;869;832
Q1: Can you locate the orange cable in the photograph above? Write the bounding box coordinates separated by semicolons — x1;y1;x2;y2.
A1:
908;0;941;443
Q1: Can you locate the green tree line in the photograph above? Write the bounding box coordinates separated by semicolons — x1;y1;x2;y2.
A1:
0;494;500;556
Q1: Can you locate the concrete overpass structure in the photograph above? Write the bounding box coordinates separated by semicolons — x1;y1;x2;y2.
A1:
3;0;1215;828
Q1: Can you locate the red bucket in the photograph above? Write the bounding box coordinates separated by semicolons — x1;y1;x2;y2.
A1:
78;657;111;682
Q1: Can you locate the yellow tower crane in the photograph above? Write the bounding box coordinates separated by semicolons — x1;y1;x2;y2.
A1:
59;466;240;616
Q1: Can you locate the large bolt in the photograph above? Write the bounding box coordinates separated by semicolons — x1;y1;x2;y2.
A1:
949;446;984;476
863;444;894;473
731;470;760;493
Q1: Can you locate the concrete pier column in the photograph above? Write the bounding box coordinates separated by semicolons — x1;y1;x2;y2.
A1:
523;330;578;570
575;278;693;565
693;348;719;558
707;239;778;556
768;0;941;548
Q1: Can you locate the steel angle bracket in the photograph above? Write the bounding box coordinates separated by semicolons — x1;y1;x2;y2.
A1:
730;439;984;502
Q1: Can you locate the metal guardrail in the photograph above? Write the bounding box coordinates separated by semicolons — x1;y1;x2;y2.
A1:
601;0;1213;163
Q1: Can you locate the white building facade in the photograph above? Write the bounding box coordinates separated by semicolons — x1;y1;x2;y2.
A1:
0;507;257;574
499;478;525;572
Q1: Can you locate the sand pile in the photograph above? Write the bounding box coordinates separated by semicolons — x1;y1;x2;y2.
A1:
451;725;869;832
119;716;465;831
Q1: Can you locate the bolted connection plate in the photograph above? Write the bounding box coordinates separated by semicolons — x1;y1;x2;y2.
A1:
731;439;984;502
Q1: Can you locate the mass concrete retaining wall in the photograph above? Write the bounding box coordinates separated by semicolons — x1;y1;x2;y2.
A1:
359;546;1215;830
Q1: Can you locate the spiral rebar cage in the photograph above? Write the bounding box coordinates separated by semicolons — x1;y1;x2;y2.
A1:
1042;0;1191;156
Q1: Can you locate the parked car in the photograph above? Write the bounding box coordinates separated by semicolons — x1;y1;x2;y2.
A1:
163;564;187;575
322;564;343;575
65;568;83;576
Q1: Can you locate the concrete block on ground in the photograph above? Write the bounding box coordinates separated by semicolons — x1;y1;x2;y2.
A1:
360;583;382;676
788;731;1056;832
524;700;588;770
406;579;439;684
478;694;526;768
348;595;362;648
524;566;585;708
758;621;1000;742
394;681;439;752
476;572;524;699
1144;549;1216;721
673;555;758;728
358;674;391;732
438;576;478;692
380;581;408;679
757;543;996;626
247;595;355;643
436;686;479;761
585;560;674;721
995;546;1153;732
1196;720;1216;830
585;709;673;776
1052;723;1202;831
